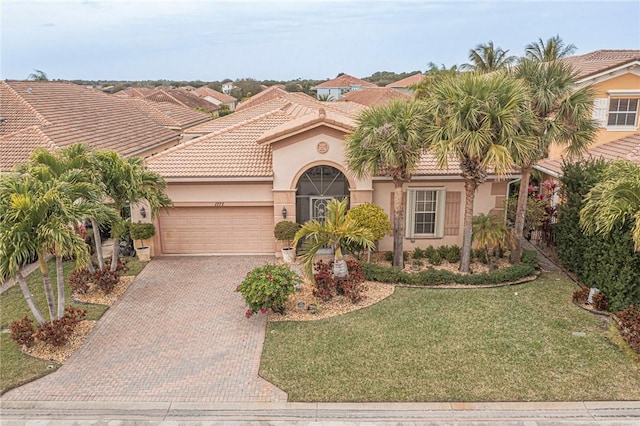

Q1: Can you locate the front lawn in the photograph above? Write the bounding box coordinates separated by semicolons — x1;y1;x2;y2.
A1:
0;257;146;394
260;272;640;401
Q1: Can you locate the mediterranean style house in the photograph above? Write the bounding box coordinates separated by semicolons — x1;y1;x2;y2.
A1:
535;50;640;178
142;89;513;257
311;74;377;100
0;81;211;172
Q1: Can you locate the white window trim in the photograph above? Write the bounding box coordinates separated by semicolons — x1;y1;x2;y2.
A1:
406;187;446;239
606;97;639;131
607;90;640;97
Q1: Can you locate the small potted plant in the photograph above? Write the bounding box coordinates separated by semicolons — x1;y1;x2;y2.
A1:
274;220;300;264
130;222;155;261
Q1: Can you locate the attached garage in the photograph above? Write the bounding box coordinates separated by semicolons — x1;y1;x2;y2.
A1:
157;206;274;254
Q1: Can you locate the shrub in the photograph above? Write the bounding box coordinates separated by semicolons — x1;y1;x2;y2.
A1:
129;222;156;241
615;306;640;354
440;245;461;263
274;220;300;247
93;267;120;294
473;248;489;264
313;270;336;301
337;260;367;303
10;316;35;348
345;203;392;258
69;268;92;294
427;250;442;266
572;286;589;304
592;292;609;311
34;307;86;347
413;247;425;260
236;264;301;317
384;251;393;263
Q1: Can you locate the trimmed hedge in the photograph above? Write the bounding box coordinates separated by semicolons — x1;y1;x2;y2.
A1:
363;250;538;286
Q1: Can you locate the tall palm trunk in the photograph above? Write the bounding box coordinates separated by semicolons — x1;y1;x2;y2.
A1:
16;271;46;325
511;165;532;264
392;179;405;269
55;255;65;319
110;236;120;272
460;179;478;273
333;245;349;278
38;253;56;322
91;217;104;269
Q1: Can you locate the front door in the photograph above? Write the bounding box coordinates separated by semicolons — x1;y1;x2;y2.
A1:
310;196;334;222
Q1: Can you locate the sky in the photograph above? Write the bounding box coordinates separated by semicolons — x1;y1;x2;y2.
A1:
1;0;639;82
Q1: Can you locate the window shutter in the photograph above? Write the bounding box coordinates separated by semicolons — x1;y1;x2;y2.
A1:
435;190;447;238
592;98;609;127
444;191;461;236
404;190;415;238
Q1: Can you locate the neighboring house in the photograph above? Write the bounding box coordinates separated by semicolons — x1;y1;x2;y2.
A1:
535;49;640;178
386;73;424;94
235;85;289;112
338;87;412;107
311;74;377;100
193;86;238;110
221;82;234;94
0;80;182;172
143;88;221;114
114;87;156;98
123;98;212;133
143;90;512;257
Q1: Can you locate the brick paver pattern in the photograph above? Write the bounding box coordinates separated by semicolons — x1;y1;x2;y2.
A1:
2;256;287;402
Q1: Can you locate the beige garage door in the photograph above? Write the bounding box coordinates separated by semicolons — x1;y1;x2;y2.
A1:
159;206;274;254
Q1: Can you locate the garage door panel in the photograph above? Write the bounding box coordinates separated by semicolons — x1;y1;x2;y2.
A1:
159;206;274;254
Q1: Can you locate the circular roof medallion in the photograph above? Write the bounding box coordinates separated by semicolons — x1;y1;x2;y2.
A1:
317;141;329;154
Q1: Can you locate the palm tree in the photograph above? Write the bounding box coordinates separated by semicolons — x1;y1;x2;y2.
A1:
27;69;49;81
293;198;374;280
413;63;459;99
580;160;640;251
93;150;172;271
510;59;598;263
525;35;577;62
423;71;535;273
472;213;511;269
344;99;430;268
461;41;518;73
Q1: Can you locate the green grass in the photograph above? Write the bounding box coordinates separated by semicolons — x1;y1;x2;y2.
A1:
260;272;640;402
0;257;147;394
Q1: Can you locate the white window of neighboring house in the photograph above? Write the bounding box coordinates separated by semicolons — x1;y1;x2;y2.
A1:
607;98;639;128
406;188;446;238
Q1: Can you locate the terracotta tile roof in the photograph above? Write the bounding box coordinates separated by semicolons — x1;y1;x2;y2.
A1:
0;81;181;171
386;73;424;88
236;86;289;111
414;152;463;176
338;87;412;107
124;98;211;130
114;87;156;98
535;133;640;177
0;126;58;171
193;86;237;103
311;74;377;89
144;89;220;111
561;50;640;80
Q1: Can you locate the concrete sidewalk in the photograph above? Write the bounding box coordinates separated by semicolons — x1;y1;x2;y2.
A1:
1;400;639;424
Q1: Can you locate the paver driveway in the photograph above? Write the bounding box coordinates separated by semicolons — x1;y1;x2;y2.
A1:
2;256;287;402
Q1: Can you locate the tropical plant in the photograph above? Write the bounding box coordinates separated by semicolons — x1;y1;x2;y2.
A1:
27;69;48;81
317;94;335;102
236;264;301;317
510;59;597;262
423;71;535;272
129;222;156;242
413;63;459;100
461;41;518;73
472;213;512;268
93;150;172;271
525;35;577;62
344;99;430;268
580;160;640;251
293;198;374;280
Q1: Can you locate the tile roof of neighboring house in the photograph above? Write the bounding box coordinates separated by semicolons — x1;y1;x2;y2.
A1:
236;85;290;111
114;87;156;98
535;133;640;177
311;74;377;89
143;89;220;111
124;98;212;130
193;86;237;103
0;80;180;171
0;126;58;171
338;87;412;107
561;50;640;80
386;73;424;88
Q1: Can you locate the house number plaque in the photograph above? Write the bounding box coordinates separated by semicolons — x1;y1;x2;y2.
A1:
317;141;329;154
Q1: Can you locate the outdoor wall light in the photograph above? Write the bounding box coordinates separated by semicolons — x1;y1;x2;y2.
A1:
139;206;147;218
281;206;287;219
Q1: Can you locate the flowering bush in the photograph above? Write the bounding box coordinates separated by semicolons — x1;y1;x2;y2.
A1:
10;316;35;348
236;264;301;318
312;259;366;303
34;307;86;347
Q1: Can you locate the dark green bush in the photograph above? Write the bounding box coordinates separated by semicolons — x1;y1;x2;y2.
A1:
555;159;640;312
428;250;443;266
